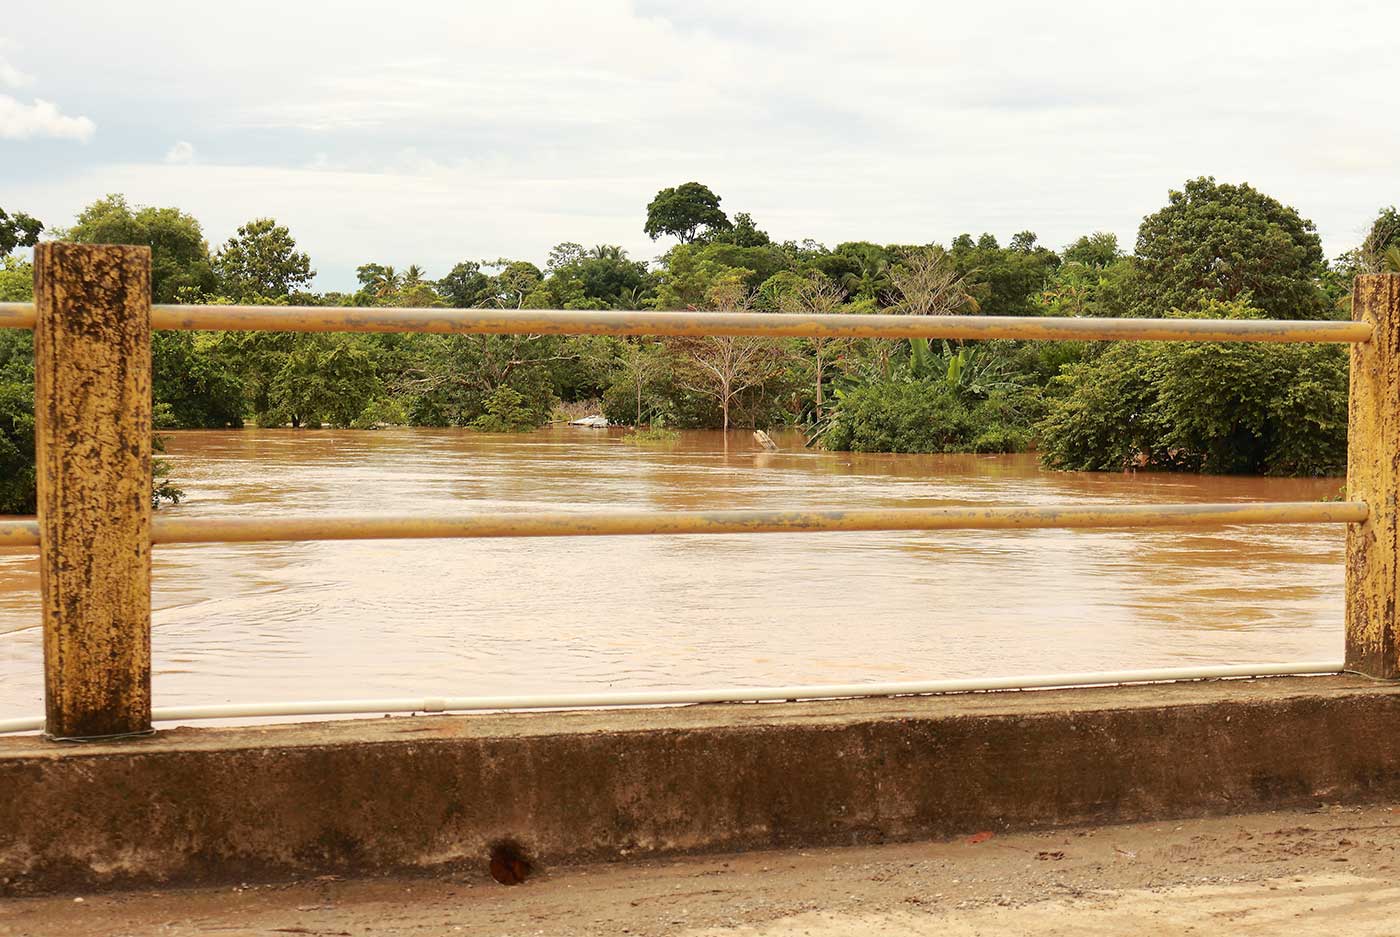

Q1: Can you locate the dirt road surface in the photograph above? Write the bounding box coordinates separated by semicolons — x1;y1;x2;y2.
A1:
4;804;1399;936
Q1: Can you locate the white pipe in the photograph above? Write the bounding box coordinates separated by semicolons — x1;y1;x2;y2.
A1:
0;662;1344;736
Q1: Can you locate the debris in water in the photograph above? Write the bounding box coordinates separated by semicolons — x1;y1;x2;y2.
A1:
753;430;779;451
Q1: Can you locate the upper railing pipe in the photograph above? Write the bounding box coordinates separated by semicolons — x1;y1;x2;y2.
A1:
0;502;1369;550
0;302;1376;343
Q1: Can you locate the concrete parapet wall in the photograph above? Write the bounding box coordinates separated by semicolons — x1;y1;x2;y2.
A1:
3;676;1400;895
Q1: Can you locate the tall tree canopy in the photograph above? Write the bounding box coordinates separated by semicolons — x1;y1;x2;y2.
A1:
438;260;492;308
215;218;315;300
0;207;42;256
1062;232;1122;268
644;182;731;244
66;194;217;302
1133;177;1327;319
1361;206;1400;270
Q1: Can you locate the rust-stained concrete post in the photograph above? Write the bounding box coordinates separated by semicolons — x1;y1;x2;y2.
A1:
33;243;153;739
1346;273;1400;679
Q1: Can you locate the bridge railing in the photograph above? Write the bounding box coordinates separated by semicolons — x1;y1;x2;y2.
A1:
0;243;1396;740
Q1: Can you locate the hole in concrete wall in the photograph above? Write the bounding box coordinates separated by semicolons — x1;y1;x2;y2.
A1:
488;839;533;886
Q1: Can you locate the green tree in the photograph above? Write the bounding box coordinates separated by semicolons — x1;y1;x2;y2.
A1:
826;242;894;303
438;260;492;307
151;331;246;428
710;211;770;247
1355;206;1400;274
1037;255;1138;318
481;260;546;308
0;207;42;255
65;195;217;302
1133;177;1327;319
1009;230;1039;253
0;329;35;513
264;334;379;428
397;333;560;428
1062;232;1122;268
357;263;402;301
1038;300;1346;475
471;386;540;432
215;218;315;300
644;182;731;244
948;233;1060;317
357;262;443;307
543;243;648;308
0;255;33;301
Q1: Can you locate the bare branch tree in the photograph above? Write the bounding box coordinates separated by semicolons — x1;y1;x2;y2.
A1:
667;279;785;433
614;340;669;425
889;246;979;315
780;273;848;421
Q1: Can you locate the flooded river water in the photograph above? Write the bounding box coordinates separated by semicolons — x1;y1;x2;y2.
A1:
0;427;1347;720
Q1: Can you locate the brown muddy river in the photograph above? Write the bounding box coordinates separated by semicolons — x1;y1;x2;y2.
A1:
0;427;1347;721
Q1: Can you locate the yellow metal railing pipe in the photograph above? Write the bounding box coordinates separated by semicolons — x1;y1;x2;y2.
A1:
0;502;1369;551
0;303;32;329
0;302;1376;343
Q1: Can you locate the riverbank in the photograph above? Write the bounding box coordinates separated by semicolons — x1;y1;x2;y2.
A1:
4;803;1395;936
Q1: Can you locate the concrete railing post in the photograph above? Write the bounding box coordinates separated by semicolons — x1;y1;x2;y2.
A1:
33;243;154;740
1346;273;1400;679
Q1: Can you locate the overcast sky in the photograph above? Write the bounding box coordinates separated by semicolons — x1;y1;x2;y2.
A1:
3;1;1398;290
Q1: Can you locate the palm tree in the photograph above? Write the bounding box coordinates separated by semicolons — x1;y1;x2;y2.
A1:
403;264;427;286
368;265;401;300
841;254;892;303
1383;245;1400;273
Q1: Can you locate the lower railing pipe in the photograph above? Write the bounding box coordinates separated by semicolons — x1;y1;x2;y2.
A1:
0;502;1370;551
0;661;1344;734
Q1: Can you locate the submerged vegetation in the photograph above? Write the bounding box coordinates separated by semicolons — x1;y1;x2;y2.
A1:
0;176;1393;512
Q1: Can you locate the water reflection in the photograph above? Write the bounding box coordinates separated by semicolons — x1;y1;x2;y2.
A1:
0;427;1345;717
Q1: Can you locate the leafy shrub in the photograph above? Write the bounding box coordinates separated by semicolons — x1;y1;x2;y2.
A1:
1037;303;1347;475
819;381;1036;454
351;397;408;429
0;330;35;514
471;386;545;432
623;422;680;444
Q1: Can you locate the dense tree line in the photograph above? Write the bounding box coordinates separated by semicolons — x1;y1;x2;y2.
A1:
1;177;1397;511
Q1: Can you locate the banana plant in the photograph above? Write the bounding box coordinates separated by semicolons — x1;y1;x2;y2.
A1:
905;339;1019;399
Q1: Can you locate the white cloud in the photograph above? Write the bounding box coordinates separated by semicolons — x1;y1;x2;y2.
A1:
164;140;195;164
3;0;1399;287
0;95;94;142
0;59;31;88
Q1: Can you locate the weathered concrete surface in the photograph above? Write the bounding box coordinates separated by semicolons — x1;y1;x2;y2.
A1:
4;675;1400;896
5;804;1400;936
